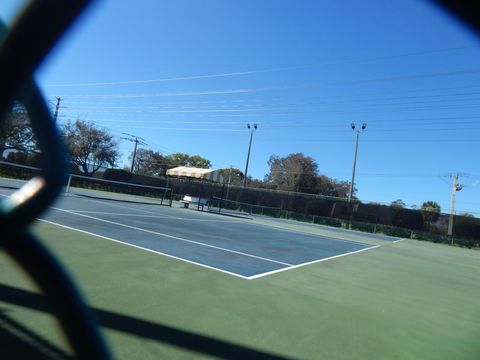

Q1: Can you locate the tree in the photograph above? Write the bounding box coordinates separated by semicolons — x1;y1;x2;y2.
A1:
421;201;441;230
263;152;353;196
421;200;441;216
166;152;211;168
390;199;406;208
0;104;37;159
219;167;244;185
315;175;351;198
265;153;318;193
130;148;169;176
63;119;119;176
6;151;41;167
421;201;441;213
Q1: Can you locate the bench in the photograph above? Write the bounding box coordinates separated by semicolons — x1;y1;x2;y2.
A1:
180;195;209;210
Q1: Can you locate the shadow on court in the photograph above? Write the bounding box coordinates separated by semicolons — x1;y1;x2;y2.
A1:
0;284;291;360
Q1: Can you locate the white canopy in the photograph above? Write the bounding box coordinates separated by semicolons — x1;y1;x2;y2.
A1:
166;166;224;183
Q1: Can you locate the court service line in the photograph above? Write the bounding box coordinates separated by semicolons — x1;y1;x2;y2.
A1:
68;210;237;222
50;206;294;267
65;193;179;218
247;245;380;280
70;193;242;223
67;194;254;224
38;219;252;280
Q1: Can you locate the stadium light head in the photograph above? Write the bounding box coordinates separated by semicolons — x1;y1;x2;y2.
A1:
362;123;367;130
247;124;251;129
254;123;257;130
351;123;355;130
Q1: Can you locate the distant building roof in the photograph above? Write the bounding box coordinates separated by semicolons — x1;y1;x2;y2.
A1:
166;166;224;183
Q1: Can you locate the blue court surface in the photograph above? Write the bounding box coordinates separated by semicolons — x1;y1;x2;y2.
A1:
0;184;381;279
262;216;401;242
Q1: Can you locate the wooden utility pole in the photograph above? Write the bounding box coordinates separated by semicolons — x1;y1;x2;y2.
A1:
447;173;463;241
53;97;61;123
121;133;147;173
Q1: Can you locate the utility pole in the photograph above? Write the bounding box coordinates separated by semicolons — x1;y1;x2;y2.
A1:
447;173;463;241
121;133;147;173
243;123;257;187
53;97;61;123
131;138;139;173
348;122;367;205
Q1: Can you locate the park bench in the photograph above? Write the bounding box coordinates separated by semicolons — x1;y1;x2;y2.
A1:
180;195;209;210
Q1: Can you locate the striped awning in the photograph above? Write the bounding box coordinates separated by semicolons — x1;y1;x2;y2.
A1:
166;166;224;183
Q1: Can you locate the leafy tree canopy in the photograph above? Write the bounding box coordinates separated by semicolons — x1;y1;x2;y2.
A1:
390;199;406;208
218;167;244;185
265;153;318;193
421;201;441;213
131;148;168;176
420;200;441;227
264;152;351;197
62;119;119;176
166;152;211;168
0;103;37;158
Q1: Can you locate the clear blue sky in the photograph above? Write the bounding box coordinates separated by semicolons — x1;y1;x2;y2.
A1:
2;0;480;215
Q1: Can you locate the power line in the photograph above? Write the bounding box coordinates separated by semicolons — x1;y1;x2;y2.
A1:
114;126;247;132
261;138;480;143
44;45;480;88
58;95;480;112
49;66;480;99
56;88;480;111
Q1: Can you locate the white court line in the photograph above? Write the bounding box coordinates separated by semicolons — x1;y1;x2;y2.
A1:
50;206;294;267
39;217;381;281
38;219;251;280
64;193;177;217
247;245;381;280
65;193;243;223
392;239;406;243
67;210;236;222
2;192;383;280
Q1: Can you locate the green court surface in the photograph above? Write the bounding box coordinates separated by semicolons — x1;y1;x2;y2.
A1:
1;220;479;359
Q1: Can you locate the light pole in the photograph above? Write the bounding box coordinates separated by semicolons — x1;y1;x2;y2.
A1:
243;123;257;187
348;122;366;206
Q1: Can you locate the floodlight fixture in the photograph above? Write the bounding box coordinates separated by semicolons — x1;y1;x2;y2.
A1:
351;123;355;130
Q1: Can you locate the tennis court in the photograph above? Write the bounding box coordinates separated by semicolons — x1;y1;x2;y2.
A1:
0;179;380;279
1;178;480;360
